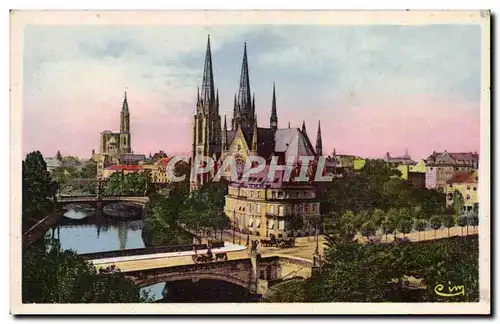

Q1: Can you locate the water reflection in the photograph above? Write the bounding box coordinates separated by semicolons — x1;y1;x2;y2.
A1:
64;208;92;220
140;283;166;302
46;209;145;254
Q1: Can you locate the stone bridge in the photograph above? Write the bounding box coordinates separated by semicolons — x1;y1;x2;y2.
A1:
123;253;314;296
55;195;150;216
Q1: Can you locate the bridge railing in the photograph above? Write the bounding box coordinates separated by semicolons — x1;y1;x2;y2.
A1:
126;257;252;279
81;241;224;260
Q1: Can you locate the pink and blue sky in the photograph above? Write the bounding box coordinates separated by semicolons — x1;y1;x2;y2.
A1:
22;24;481;160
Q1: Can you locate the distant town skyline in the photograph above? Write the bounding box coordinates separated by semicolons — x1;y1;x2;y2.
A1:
23;24;481;160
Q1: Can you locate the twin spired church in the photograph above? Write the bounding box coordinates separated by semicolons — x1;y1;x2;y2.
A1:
190;36;324;238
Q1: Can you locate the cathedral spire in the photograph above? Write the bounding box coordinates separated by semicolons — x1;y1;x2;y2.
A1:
237;42;252;126
216;88;219;107
301;120;307;134
288;121;291;129
315;120;322;156
200;35;215;106
270;82;278;130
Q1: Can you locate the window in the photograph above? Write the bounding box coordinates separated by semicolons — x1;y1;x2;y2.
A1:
278;220;285;230
249;204;253;213
272;191;276;199
467;185;471;190
278;205;284;216
269;205;274;215
256;204;261;213
305;204;309;213
466;194;471;200
473;187;477;191
258;191;262;198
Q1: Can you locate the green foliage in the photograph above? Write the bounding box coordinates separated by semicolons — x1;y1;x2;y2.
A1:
22;244;151;303
442;214;455;237
452;190;465;215
413;219;427;240
397;218;413;237
265;279;307;302
104;172;154;196
429;215;442;238
320;159;445;227
371;208;385;227
78;159;97;179
303;236;479;302
361;221;376;238
468;213;479;227
22;151;58;222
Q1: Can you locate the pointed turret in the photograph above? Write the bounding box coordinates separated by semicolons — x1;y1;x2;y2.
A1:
301;120;307;134
232;93;238;130
270;82;278;131
222;114;228;151
216;88;219;107
200;35;216;107
333;148;336;156
252;115;258;152
315;121;322;156
237;42;252;128
288;121;291;128
197;87;200;103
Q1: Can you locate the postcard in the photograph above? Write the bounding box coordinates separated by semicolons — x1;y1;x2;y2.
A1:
10;10;491;315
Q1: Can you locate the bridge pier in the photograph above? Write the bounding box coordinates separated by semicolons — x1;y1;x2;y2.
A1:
249;250;260;295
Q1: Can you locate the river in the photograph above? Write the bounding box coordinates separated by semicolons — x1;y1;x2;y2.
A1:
43;204;256;302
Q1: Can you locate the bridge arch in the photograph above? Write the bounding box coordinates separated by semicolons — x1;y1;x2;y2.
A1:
135;272;250;290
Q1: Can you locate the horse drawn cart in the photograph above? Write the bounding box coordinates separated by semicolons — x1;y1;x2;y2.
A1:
191;249;228;264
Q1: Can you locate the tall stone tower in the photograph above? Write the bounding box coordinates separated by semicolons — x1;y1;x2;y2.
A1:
232;43;254;130
119;91;131;154
191;35;222;191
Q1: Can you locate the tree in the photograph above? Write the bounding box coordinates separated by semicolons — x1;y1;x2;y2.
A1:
413;219;427;241
468;211;479;232
22;244;151;303
265;279;307;302
361;221;376;240
371;208;385;229
442;214;455;237
22;151;58;223
452;190;465;216
386;208;399;239
429;215;442;239
79;159;97;179
56;150;62;161
397;218;412;239
457;215;468;236
381;215;396;242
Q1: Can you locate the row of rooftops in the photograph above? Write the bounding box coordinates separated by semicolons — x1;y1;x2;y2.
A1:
447;171;479;185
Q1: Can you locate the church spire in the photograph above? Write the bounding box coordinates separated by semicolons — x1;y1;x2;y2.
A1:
120;91;130;134
288;121;291;129
301;120;307;134
237;42;252;127
315;120;322;156
216;88;219;107
200;35;215;106
270;82;278;131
